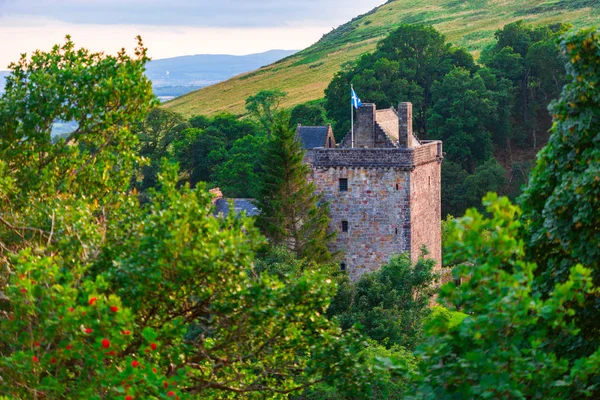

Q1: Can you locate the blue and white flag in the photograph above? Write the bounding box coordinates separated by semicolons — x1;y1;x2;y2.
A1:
351;87;362;109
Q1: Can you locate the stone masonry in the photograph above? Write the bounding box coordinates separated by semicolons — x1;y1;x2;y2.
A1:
306;102;442;280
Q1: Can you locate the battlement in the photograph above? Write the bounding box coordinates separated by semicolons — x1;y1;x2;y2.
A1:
311;140;442;169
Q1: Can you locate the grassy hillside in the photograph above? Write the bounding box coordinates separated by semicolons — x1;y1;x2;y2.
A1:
164;0;599;118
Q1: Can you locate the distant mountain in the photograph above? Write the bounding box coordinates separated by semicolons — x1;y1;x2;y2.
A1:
0;50;297;100
146;50;297;101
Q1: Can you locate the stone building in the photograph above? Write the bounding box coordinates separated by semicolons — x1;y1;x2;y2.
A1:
299;102;443;280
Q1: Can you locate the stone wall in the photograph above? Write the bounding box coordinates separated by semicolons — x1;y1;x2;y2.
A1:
310;142;443;280
409;160;442;267
313;166;412;280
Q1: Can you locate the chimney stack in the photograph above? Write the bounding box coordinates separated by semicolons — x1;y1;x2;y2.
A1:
398;102;413;148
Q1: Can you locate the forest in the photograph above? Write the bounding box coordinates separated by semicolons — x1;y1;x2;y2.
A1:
0;22;598;399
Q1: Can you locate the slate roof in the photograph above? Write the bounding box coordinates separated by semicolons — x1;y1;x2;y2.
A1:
214;198;260;218
296;126;329;149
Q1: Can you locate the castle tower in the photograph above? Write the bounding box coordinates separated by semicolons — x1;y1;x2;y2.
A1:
308;102;443;280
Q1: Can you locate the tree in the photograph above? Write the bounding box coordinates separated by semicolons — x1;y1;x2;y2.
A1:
407;194;600;399
324;24;476;139
213;133;266;198
427;68;496;171
245;89;287;134
255;112;334;263
519;27;600;359
290;100;330;127
133;108;188;190
327;254;438;351
0;38;372;398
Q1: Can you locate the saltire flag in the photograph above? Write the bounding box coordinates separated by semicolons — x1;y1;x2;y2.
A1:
351;87;362;109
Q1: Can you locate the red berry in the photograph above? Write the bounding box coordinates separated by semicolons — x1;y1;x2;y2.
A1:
85;327;93;334
20;288;27;294
167;391;175;397
131;360;139;368
125;396;133;400
102;339;110;349
89;297;97;305
150;343;157;351
34;341;40;347
66;344;72;350
163;381;169;388
121;330;131;335
110;306;118;312
106;350;116;356
81;312;87;316
152;368;157;373
68;307;74;312
51;357;57;364
32;355;38;363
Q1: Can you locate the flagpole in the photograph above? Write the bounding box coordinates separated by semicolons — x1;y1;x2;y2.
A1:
351;85;354;148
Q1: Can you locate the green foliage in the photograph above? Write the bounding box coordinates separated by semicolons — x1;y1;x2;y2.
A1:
442;158;507;216
133;108;189;190
245;89;287;134
325;24;476;140
168;113;262;194
480;20;569;149
427;68;496;171
290;100;330;127
328;254;438;351
520;27;600;358
408;194;600;399
295;341;418;400
0;39;372;398
255;112;334;263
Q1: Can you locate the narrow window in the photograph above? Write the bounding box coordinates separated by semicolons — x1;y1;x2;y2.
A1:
428;176;431;186
395;183;400;190
341;220;349;233
340;262;347;271
339;178;348;192
328;137;333;148
395;227;398;235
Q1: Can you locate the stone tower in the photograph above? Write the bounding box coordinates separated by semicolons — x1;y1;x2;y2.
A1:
299;102;443;280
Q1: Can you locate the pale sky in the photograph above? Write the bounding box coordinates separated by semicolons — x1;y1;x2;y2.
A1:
0;0;385;69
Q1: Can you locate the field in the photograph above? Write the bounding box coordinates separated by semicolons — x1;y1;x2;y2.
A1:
163;0;600;118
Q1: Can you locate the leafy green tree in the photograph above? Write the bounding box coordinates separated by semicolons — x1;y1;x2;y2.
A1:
171;127;227;186
255;112;334;263
324;24;476;139
133;108;188;190
245;89;287;134
480;21;568;149
213;133;266;198
520;27;600;358
0;38;373;398
407;194;600;399
441;158;506;217
290;100;330;127
327;254;438;351
427;68;496;171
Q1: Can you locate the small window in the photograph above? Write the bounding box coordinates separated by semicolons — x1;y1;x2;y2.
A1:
340;262;347;271
339;178;348;192
395;227;398;235
395;183;400;191
429;176;431;186
341;220;349;232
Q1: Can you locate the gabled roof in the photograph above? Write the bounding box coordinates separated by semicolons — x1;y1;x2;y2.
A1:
296;126;330;149
214;198;259;218
375;109;399;143
375;108;421;147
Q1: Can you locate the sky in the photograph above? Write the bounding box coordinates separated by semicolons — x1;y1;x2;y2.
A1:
0;0;385;69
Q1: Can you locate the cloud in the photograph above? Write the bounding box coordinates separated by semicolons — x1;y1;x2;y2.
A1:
0;16;329;68
0;0;384;28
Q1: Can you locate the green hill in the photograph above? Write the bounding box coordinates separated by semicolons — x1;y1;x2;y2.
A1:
163;0;599;118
